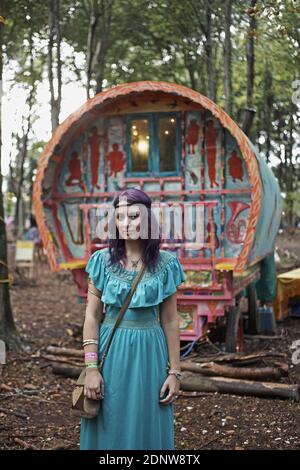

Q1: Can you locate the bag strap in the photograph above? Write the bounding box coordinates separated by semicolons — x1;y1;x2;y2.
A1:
98;264;146;373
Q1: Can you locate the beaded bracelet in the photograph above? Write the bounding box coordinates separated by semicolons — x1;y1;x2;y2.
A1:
85;352;98;360
85;361;98;366
86;363;98;369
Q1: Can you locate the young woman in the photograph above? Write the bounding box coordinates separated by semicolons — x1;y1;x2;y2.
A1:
80;188;186;450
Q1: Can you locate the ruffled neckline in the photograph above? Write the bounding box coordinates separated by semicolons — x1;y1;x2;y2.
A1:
85;247;186;307
100;248;176;283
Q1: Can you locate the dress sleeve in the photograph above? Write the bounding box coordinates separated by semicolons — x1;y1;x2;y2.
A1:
159;253;186;302
85;250;106;293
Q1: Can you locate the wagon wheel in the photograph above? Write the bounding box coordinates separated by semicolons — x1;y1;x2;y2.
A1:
225;305;243;353
247;284;259;334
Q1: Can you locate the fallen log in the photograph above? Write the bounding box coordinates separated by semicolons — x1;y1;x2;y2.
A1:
274;362;289;374
180;372;300;401
41;354;83;367
177;391;211;398
181;361;288;381
46;346;83;358
52;363;82;378
192;352;287;367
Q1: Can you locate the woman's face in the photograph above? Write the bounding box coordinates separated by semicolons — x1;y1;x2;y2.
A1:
115;203;141;240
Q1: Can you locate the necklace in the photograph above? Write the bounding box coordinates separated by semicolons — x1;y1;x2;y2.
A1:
120;255;142;271
129;256;141;269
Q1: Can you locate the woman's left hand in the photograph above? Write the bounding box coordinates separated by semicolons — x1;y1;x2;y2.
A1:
159;374;180;405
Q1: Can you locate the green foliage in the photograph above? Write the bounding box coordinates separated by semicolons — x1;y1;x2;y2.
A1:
1;0;299;225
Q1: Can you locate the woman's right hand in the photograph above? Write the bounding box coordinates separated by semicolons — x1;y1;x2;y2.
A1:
84;369;104;400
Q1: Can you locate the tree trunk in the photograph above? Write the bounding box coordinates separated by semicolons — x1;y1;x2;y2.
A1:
242;0;257;136
204;1;216;101
14;136;28;238
94;0;114;94
224;0;233;116
184;48;197;91
286;112;295;232
56;0;61;124
85;1;100;99
0;1;19;345
48;0;61;132
14;32;35;238
262;64;273;163
197;56;207;96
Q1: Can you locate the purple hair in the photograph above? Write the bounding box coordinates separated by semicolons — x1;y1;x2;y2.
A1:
107;188;161;273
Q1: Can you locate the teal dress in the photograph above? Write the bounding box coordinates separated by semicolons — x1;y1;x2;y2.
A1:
80;248;186;450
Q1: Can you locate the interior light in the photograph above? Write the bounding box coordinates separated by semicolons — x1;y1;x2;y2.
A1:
137;140;149;153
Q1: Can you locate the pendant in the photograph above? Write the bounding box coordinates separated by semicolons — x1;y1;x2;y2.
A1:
131;258;140;269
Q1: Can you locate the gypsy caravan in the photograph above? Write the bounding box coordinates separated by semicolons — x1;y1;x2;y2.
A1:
33;81;282;352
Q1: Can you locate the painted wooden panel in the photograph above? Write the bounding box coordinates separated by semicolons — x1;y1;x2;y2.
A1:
203;115;223;190
106;116;126;192
185;111;202;190
33;81;281;275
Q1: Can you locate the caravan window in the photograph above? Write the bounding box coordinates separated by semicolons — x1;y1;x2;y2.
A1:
130;119;150;172
127;113;180;176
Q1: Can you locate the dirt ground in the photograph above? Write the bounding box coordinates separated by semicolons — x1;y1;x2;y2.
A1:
0;254;299;451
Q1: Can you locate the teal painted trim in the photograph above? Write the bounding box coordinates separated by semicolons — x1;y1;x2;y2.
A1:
125;115;132;174
156;112;181;175
152;113;159;174
175;112;181;174
149;113;155;174
126;113;152;176
126;112;182;177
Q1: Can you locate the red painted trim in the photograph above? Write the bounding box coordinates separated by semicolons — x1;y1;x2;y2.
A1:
52;202;72;260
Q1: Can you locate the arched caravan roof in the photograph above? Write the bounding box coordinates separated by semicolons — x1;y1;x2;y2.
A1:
33;80;278;274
